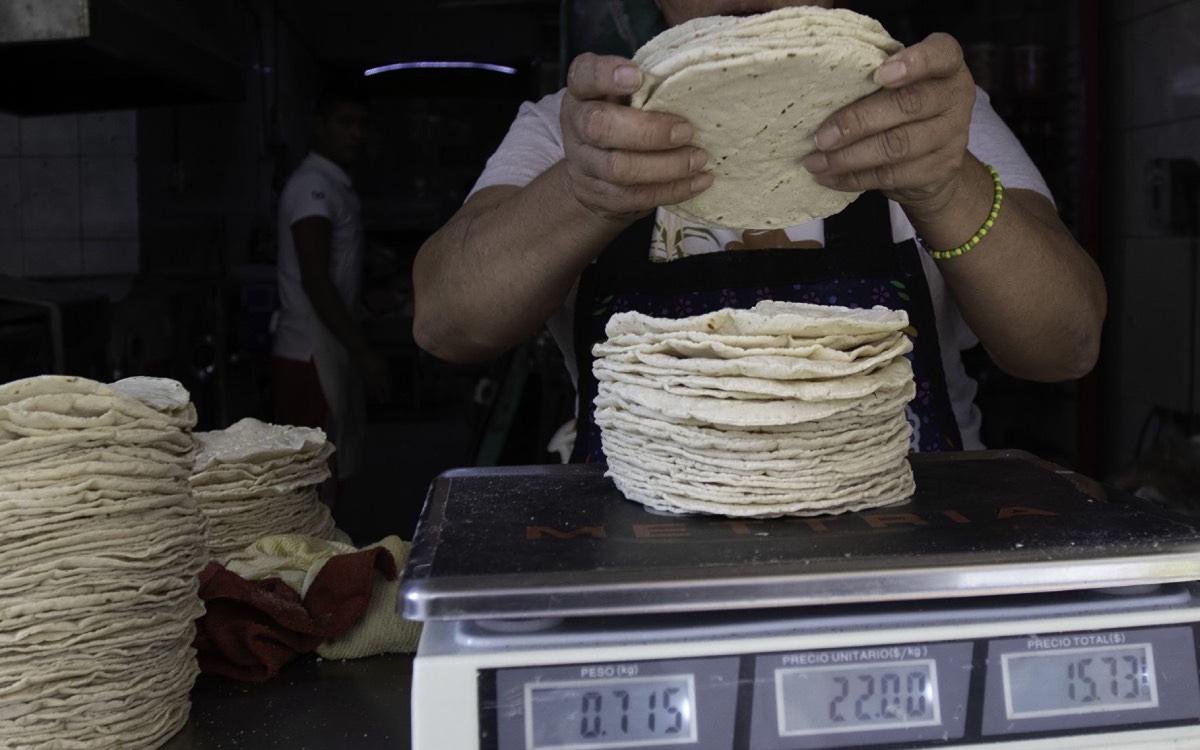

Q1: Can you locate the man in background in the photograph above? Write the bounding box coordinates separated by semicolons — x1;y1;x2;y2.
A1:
272;80;389;490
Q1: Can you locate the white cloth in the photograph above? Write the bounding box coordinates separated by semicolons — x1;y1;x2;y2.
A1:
273;152;366;477
311;316;366;478
467;87;1054;451
222;534;422;659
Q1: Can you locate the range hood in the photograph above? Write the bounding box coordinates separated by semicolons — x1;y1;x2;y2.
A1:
0;0;243;114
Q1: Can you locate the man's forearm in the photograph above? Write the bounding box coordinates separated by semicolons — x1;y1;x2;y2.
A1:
905;156;1106;382
414;161;633;362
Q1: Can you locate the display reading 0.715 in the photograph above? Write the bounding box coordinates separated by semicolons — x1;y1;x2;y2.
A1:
525;674;698;749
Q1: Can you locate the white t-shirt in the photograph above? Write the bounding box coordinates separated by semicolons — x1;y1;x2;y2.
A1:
273;152;364;363
468;88;1053;450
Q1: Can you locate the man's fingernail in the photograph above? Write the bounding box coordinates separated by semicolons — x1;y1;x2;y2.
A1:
614;65;641;88
803;153;829;173
814;125;840;150
875;60;908;86
670;123;694;145
690;149;709;171
691;173;714;191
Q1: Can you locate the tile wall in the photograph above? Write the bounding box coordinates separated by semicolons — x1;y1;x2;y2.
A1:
0;110;139;278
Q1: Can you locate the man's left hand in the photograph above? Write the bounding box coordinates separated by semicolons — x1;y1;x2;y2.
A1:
802;33;977;221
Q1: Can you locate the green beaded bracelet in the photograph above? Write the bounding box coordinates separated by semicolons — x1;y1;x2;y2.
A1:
928;164;1005;261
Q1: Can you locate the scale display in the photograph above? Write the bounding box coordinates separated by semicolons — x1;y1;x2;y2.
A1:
751;642;971;750
485;625;1200;750
494;657;739;750
982;625;1200;736
1002;644;1157;719
524;675;697;749
774;659;940;736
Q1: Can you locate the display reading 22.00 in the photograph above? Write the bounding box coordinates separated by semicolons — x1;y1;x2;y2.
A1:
524;674;698;749
775;659;942;737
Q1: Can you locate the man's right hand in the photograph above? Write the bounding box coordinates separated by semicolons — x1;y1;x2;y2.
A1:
560;53;714;221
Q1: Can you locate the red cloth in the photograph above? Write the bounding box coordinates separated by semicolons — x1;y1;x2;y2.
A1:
194;546;397;682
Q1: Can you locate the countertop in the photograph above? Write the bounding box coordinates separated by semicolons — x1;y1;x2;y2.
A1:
161;654;414;749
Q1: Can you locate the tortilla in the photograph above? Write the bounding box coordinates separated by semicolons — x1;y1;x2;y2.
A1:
189;419;346;561
598;378;915;428
0;374;204;750
593;342;912;383
592;300;916;519
606;301;909;338
597;405;909;452
595;330;907;362
630;6;902;228
194;417;330;471
612;472;913;518
599;418;911;473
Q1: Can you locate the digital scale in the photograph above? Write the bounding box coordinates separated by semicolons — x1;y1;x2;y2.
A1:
400;451;1200;749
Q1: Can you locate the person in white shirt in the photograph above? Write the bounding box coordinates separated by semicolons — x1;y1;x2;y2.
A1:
412;0;1106;461
273;81;389;482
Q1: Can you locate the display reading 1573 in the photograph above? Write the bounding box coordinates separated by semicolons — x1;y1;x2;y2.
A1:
1002;644;1158;719
775;659;941;736
524;674;698;749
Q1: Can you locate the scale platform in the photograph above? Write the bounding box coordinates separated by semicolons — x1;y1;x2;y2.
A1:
401;451;1200;749
402;451;1200;621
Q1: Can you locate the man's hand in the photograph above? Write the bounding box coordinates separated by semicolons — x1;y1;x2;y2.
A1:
560;53;714;221
802;33;978;222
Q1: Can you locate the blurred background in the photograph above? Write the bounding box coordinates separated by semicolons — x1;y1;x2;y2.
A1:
0;0;1196;540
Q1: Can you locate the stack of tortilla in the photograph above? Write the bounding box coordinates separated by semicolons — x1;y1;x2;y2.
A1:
191;417;345;562
593;301;917;518
0;376;206;749
631;6;903;229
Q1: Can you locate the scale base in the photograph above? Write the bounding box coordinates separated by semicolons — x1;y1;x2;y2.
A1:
411;585;1200;750
403;454;1200;748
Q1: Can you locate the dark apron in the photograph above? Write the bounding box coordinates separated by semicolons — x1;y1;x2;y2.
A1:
570;191;963;463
